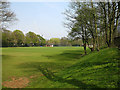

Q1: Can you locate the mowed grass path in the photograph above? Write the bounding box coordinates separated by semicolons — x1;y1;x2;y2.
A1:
2;47;119;88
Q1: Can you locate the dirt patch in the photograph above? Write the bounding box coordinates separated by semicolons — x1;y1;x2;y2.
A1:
2;77;29;88
2;74;44;88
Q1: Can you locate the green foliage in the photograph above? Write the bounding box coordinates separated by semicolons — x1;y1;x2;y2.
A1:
60;37;71;46
65;1;120;51
48;38;60;46
2;29;46;47
46;37;83;46
13;30;24;46
2;29;15;47
25;32;39;46
37;35;46;46
71;39;82;46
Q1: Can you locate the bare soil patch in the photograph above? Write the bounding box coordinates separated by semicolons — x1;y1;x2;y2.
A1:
2;77;29;88
2;74;44;88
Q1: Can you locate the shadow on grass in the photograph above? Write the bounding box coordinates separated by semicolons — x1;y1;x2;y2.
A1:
18;62;100;88
2;55;11;60
43;50;87;61
38;64;100;88
15;48;119;88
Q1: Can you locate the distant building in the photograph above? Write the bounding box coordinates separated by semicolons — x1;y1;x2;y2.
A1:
45;44;54;47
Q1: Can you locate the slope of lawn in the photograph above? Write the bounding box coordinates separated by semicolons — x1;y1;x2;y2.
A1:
52;48;120;88
2;47;88;88
2;47;119;88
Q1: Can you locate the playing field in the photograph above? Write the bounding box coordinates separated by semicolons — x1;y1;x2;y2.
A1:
2;47;119;88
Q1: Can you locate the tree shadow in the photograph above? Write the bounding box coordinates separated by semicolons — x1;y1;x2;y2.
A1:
18;62;67;73
38;65;100;89
18;62;100;88
43;50;86;61
2;55;11;60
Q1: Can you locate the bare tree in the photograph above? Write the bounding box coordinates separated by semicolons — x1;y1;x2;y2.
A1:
0;0;17;30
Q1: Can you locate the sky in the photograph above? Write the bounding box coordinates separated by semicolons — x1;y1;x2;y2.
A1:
9;2;69;39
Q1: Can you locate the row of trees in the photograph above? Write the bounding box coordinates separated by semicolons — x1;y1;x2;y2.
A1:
46;37;83;46
2;29;46;47
2;29;83;47
64;0;120;54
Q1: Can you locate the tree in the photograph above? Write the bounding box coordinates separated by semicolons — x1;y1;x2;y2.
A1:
71;39;82;46
91;0;99;51
64;2;93;54
25;32;39;46
97;1;120;47
2;29;15;47
49;38;60;46
0;1;17;29
13;30;24;46
65;0;120;54
60;37;71;46
37;35;46;46
0;1;17;47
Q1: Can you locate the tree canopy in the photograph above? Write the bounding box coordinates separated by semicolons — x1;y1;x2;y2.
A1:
64;1;120;54
2;30;46;47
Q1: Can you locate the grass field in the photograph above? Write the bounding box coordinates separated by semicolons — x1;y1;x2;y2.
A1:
2;47;120;88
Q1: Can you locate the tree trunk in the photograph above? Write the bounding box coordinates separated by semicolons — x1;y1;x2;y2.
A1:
93;37;96;51
81;26;87;55
95;20;99;51
108;2;116;47
108;2;112;47
91;0;99;51
103;2;109;47
84;43;87;55
82;37;87;55
113;2;120;41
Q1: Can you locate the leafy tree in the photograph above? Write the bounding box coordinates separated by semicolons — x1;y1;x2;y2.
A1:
97;1;120;47
49;38;60;46
65;0;120;54
71;39;82;46
2;29;15;47
37;35;46;46
64;2;93;54
12;30;24;46
25;32;39;46
60;37;71;46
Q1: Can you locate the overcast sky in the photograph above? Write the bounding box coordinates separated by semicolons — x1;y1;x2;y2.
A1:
9;2;69;39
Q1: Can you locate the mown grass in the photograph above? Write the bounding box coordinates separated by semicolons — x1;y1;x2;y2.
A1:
2;47;120;88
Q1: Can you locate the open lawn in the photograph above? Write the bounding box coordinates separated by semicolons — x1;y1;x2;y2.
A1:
2;47;120;88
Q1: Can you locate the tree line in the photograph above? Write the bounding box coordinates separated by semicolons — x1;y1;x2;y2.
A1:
2;29;84;47
64;0;120;54
46;37;83;46
2;29;46;47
